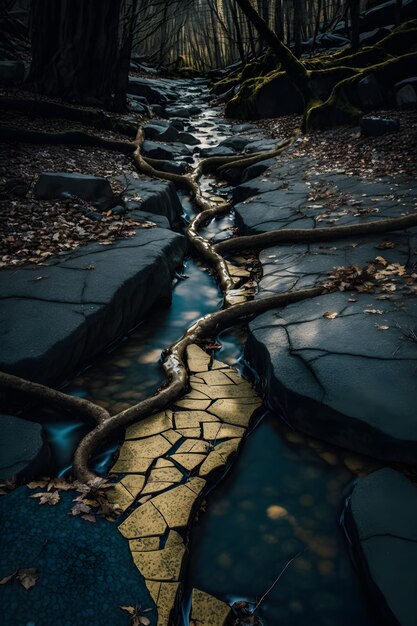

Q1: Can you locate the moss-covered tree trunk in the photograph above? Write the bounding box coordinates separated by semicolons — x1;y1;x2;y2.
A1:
28;0;125;110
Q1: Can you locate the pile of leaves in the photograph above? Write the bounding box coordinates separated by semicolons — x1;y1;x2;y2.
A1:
24;476;122;523
0;194;155;268
260;109;417;180
322;254;416;296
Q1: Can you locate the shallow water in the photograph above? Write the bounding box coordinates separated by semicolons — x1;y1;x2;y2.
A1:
14;80;371;624
184;413;371;626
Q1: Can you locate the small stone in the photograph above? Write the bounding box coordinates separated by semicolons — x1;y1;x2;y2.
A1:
191;588;231;626
118;501;167;539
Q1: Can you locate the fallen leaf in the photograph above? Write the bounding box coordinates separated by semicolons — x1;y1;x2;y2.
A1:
323;312;338;319
80;514;97;523
377;325;390;331
16;568;38;590
363;309;384;315
30;491;60;505
120;606;136;616
0;571;17;585
27;480;48;490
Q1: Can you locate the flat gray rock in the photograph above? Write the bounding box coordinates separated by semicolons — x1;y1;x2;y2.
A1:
0;414;48;481
243;157;417;464
33;172;114;205
0;229;186;386
121;176;184;228
348;469;417;626
142;140;191;160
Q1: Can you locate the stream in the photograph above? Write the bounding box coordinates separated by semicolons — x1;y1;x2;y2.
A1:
25;79;371;625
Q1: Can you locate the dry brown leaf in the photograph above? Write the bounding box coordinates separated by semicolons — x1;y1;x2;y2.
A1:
0;571;17;585
363;309;384;315
16;568;38;590
30;491;60;505
377;325;390;331
323;311;338;319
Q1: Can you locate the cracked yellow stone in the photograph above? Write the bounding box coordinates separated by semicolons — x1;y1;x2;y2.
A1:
224;370;245;384
111;456;154;474
118;434;172;460
191;383;258;400
145;580;161;603
181;389;209;400
176;427;201;438
125;410;172;440
165;530;183;547
152;484;198;529
149;466;184;483
176;439;210;454
141;481;175;496
193;370;235;386
203;422;245;440
106;482;135;511
185;476;206;495
216;439;241;460
162;429;182;445
155;458;175;468
129;536;161;552
175;398;212;410
132;544;185;582
121;474;146;499
174;410;219;430
119;501;167;539
207;398;261;426
186;344;211;373
211;360;228;370
170;453;206;472
198;451;226;477
191;588;231;626
156;582;179;626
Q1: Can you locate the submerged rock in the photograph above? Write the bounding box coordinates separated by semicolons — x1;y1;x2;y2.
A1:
348;468;417;626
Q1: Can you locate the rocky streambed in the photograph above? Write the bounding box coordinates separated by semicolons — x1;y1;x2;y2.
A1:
1;76;416;626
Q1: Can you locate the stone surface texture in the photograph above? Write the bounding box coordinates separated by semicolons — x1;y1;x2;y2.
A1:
237;151;417;464
349;468;417;626
110;345;258;625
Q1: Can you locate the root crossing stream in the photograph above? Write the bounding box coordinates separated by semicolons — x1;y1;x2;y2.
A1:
18;79;371;625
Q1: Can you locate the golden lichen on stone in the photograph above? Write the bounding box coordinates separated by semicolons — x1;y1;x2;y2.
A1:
203;422;245;440
176;439;210;454
193;370;235;386
118;501;167;539
106;482;135;511
191;382;257;400
132;543;185;581
174;410;220;430
175;398;212;410
118;434;172;460
198;451;225;477
145;579;161;603
185;476;206;495
125;410;172;440
186;344;211;373
156;582;179;626
165;530;184;547
152;484;199;529
216;438;241;461
190;588;231;626
162;429;183;445
170;453;206;472
176;427;201;438
129;536;161;552
207;398;261;426
111;456;154;474
121;474;146;498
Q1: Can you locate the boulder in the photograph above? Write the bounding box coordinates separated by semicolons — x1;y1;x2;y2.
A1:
219;136;252;151
360;116;399;137
141;140;191;160
0;60;25;86
122;176;184;227
0;414;49;481
359;25;393;46
395;84;417;107
177;132;200;146
165;106;192;118
357;74;387;109
241;158;275;183
348;468;417;626
33;173;114;206
128;77;167;104
143;123;179;142
199;146;236;158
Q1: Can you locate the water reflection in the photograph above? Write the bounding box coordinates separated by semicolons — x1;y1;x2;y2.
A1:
185;413;371;626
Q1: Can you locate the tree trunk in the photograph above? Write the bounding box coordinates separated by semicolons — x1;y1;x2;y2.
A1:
234;0;312;101
28;0;124;109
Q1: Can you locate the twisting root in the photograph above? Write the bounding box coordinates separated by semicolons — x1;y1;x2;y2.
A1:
2;120;412;482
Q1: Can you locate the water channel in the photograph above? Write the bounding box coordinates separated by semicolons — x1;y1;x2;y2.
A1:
26;80;371;625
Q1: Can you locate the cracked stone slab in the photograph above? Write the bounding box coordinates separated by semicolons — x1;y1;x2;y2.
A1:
348;469;417;626
190;588;231;626
0;228;186;385
108;344;261;625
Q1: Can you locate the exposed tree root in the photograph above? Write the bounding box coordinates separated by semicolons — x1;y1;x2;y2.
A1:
0;126;135;154
214;212;417;255
0;96;138;137
2;117;415;483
